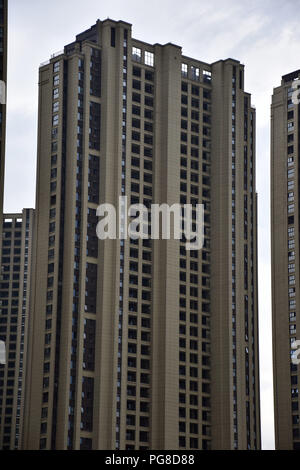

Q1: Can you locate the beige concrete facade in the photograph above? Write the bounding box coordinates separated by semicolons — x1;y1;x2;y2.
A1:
0;209;35;449
23;19;260;450
271;71;300;450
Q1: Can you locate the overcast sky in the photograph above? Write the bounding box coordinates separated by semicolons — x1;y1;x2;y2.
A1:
6;0;300;450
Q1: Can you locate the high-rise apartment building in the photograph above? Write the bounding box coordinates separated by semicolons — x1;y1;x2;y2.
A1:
23;19;260;450
0;0;7;222
271;70;300;450
0;209;35;449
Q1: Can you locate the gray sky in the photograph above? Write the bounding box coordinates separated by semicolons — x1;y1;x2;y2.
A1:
6;0;300;450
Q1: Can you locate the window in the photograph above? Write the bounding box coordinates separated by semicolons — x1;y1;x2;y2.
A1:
203;70;212;82
40;439;47;450
52;115;59;126
289;239;295;250
145;96;153;108
50;182;56;192
288;204;295;214
132;105;140;116
132;92;141;103
181;107;188;117
132;119;141;130
144;109;153;120
181;63;188;78
191;66;200;81
192;86;200;97
132;144;140;154
51;130;57;143
132;47;142;63
133;66;141;77
132;131;140;142
144;121;153;132
53;88;59;99
290;311;296;321
145;70;154;81
181;95;188;105
290;324;297;335
289;251;295;261
288;191;294;202
191;110;199;121
191;123;199;133
181;82;188;93
289;288;296;298
126;430;135;441
111;27;116;47
191;98;199;109
288;264;295;274
292;388;299;399
53;61;60;73
53;75;59;86
53;102;59;113
133;79;141;91
289;299;296;309
288;160;294;174
145;51;154;67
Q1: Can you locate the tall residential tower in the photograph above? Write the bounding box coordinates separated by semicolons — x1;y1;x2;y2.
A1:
0;210;35;449
271;70;300;450
23;19;260;450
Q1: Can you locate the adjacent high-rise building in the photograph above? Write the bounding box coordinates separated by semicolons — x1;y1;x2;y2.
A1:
23;19;260;450
0;209;35;449
271;71;300;450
